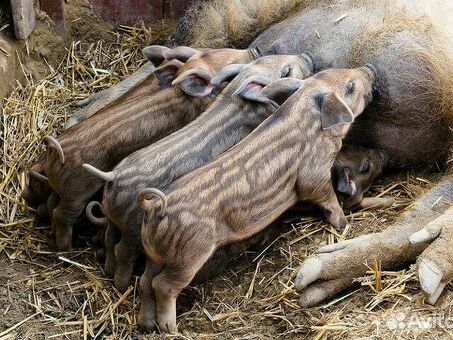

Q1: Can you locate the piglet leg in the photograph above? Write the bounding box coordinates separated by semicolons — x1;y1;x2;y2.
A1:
46;191;59;236
114;234;142;292
52;199;86;251
315;183;348;230
138;260;162;331
295;178;452;307
354;196;395;210
104;222;121;277
152;250;214;333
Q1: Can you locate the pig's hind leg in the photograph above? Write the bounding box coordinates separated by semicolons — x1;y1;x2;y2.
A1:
104;221;121;277
52;198;87;251
152;246;215;333
114;231;142;292
138;260;163;331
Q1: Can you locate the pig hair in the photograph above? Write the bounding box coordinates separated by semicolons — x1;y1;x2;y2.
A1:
169;0;318;48
349;8;453;136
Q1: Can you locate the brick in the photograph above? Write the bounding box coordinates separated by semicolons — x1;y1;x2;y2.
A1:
11;0;36;39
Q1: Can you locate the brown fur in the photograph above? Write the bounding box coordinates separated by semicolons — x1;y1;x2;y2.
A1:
175;0;453;167
137;67;375;332
171;0;315;48
42;48;259;251
333;144;388;208
86;54;314;293
295;176;453;306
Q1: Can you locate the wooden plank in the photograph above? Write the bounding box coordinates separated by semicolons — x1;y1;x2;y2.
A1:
11;0;36;39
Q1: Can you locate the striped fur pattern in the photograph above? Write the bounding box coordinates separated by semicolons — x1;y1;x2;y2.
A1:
22;45;258;217
137;67;375;332
89;54;314;292
43;47;261;252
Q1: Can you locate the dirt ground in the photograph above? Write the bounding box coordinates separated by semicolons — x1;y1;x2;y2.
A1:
1;2;453;339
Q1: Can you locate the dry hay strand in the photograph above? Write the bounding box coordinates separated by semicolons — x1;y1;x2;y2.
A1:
0;25;451;340
0;23;168;339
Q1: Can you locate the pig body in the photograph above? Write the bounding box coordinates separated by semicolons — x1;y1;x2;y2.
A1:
39;47;261;251
84;54;314;292
24;47;260;227
175;0;453;168
45;85;208;251
137;67;375;332
66;62;159;129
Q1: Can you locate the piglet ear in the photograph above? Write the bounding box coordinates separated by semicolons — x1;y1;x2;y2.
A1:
172;68;215;97
260;78;304;105
319;92;354;130
153;59;185;85
163;46;199;62
142;45;171;66
210;64;245;86
232;75;272;103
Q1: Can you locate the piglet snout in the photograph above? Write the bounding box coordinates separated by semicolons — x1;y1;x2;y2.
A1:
336;167;358;196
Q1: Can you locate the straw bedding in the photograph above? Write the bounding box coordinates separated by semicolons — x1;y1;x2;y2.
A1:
0;23;451;340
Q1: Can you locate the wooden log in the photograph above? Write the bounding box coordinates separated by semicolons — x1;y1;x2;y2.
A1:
10;0;36;39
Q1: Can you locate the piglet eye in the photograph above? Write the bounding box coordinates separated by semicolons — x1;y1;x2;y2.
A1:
346;81;356;95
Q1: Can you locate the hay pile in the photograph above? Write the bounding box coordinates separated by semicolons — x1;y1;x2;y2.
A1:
0;26;451;340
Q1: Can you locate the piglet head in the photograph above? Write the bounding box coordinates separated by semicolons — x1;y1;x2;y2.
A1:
260;66;376;138
21;163;52;214
172;48;260;98
211;53;315;103
332;145;388;208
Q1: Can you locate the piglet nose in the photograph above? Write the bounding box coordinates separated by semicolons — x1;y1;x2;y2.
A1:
336;168;351;193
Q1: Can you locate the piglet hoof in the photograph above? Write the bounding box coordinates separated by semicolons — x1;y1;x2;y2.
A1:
157;316;178;334
104;260;115;278
114;278;130;294
95;248;105;264
138;310;158;333
56;232;73;252
326;211;348;230
37;203;50;220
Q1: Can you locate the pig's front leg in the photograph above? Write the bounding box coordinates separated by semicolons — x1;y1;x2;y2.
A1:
410;206;453;304
298;176;347;230
295;178;452;307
